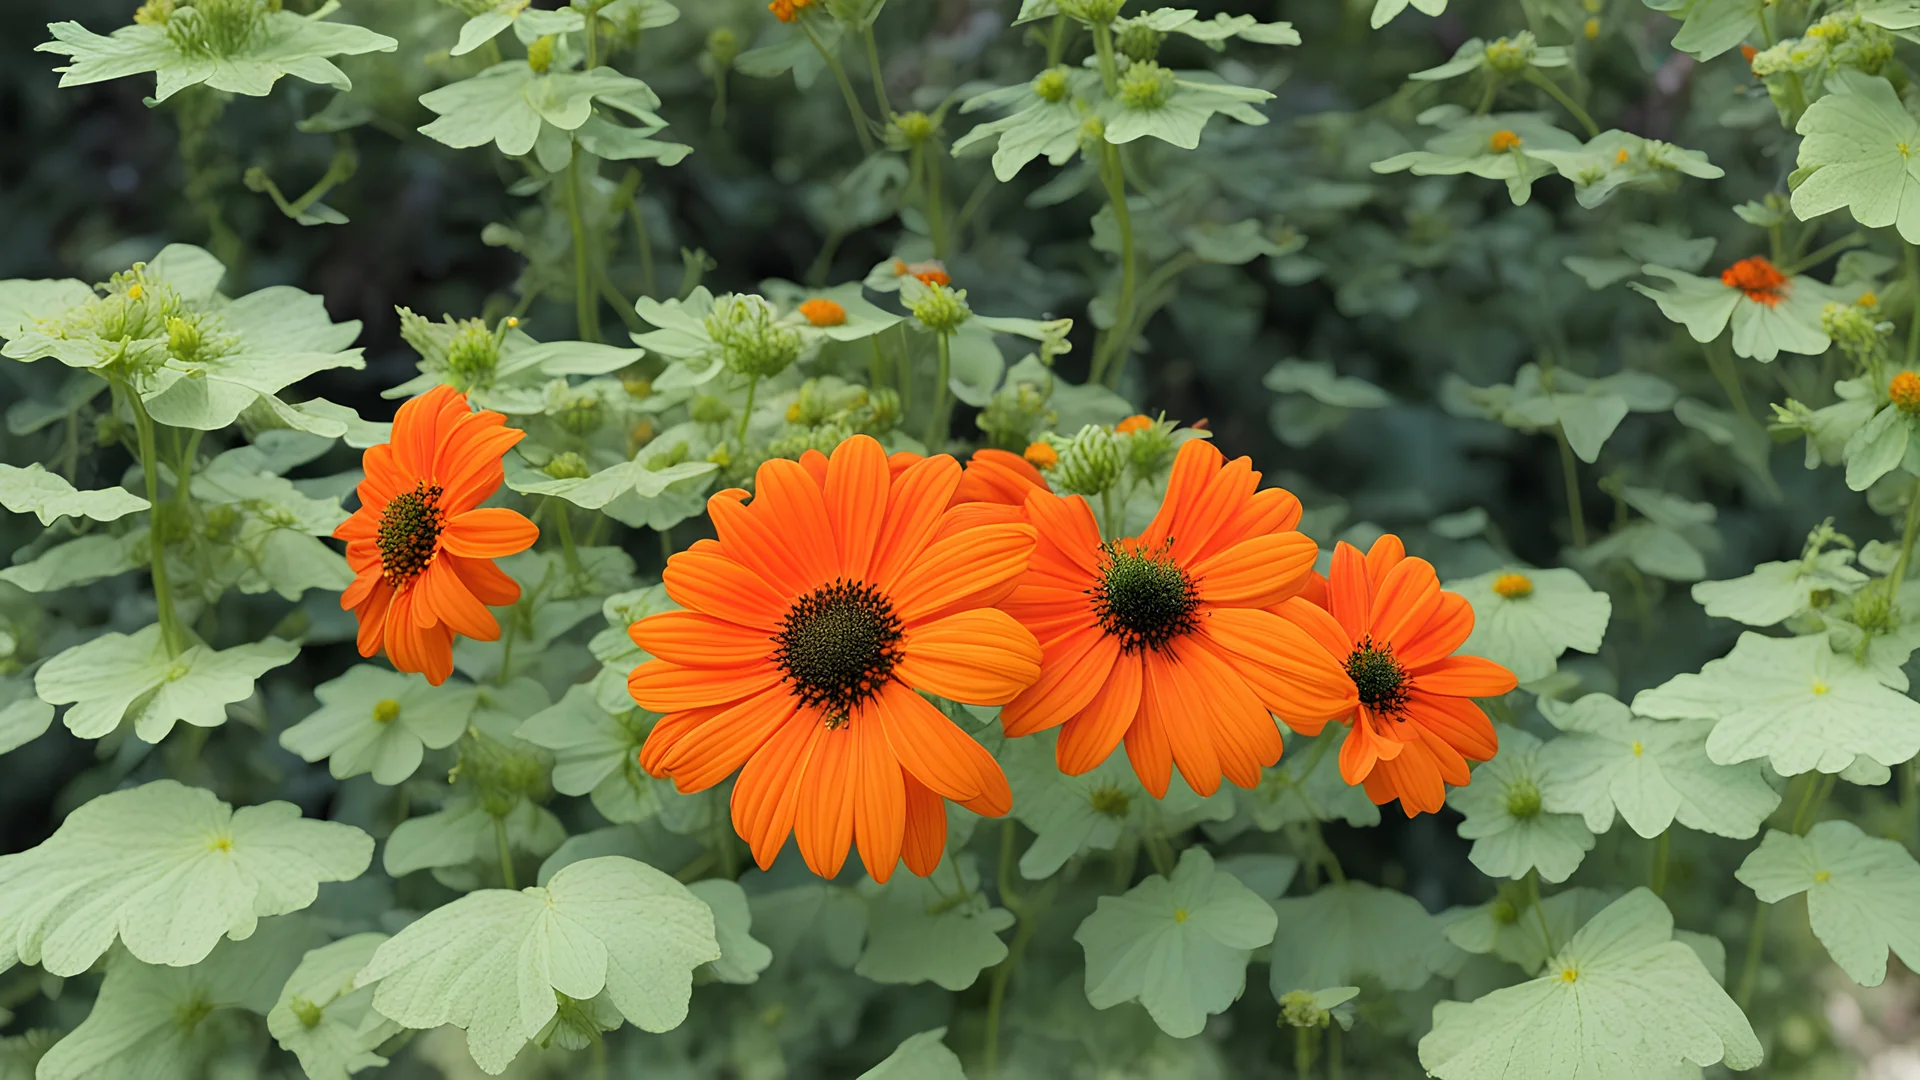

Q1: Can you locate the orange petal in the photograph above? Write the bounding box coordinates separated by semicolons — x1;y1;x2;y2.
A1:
853;705;907;883
1211;485;1302;547
1410;655;1519;698
1338;714;1382;786
440;508;538;559
637;705;725;777
1366;533;1407;581
1142;648;1221;798
1170;637;1280;790
954;447;1049;506
341;568;379;611
826;434;889;580
1202;607;1357;726
1363;736;1445;817
888;523;1037;623
753;456;839;589
1369;556;1443;650
709;491;818;598
383;586;427;672
631;610;775;668
1145;444;1257;564
1022;491;1104;577
1000;629;1119;738
874;681;1011;816
664;543;790;631
900;773;948;877
1325;541;1372;644
895;609;1043;706
1395;591;1475;671
870;454;963;590
1273;596;1353;662
794;724;858;879
1057;649;1143;774
438;413;523;513
798;448;830;488
1190;532;1318;607
418;559;499;641
731;711;823;869
334;506;378;543
443;553;520;607
1121;668;1174;799
353;579;394;658
1404;691;1499;761
1138;438;1223;552
390;385;464;479
356;443;408;507
628;659;783;712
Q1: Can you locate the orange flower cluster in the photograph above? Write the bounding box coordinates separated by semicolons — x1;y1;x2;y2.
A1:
1720;256;1788;307
626;435;1517;881
768;0;814;22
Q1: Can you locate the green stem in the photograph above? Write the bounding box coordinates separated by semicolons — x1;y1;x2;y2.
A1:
925;333;951;447
925;144;949;258
1553;427;1588;548
1091;143;1137;388
1526;869;1555;957
711;67;729;130
1474;73;1498;116
861;24;892;121
629;195;658;299
800;19;875;155
983;878;1054;1080
1892;477;1920;596
1905;760;1919;855
1703;339;1754;423
1523;69;1599;138
1792;773;1837;835
1328;1026;1343;1080
1907;243;1920;369
737;374;760;446
1781;232;1866;275
1734;901;1769;1011
1101;487;1118;540
494;814;517;890
1045;13;1068;65
1294;1025;1318;1078
566;145;599;342
868;336;889;391
1649;829;1670;896
548;497;583;576
895;325;915;414
1090;20;1119;93
128;389;184;657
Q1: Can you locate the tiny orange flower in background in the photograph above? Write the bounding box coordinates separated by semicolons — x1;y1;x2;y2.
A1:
797;298;846;327
1488;129;1522;153
1720;256;1788;307
627;435;1043;882
1114;414;1153;435
1740;44;1759;66
1278;535;1517;817
334;385;538;686
768;0;813;22
999;439;1357;799
1891;371;1920;415
1023;441;1059;469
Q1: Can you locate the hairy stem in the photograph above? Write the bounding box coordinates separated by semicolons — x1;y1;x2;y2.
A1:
129;389;184;657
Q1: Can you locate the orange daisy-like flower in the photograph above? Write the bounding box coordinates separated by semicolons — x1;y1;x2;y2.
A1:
628;435;1043;882
334;385;539;686
1720;256;1788;307
768;0;813;22
1278;536;1517;817
998;439;1357;798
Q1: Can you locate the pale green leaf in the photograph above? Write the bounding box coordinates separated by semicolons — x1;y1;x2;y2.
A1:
855;855;1013;991
1444;886;1614;976
1227;728;1382;830
685;879;772;985
1449;567;1611;682
267;933;400;1080
1538;693;1780;839
1007;729;1232;879
39;13;396;102
1633;631;1920;775
1693;551;1869;626
1449;727;1596;882
1736;820;1920;986
857;1028;967;1080
355;856;720;1074
0;528;148;593
1076;847;1277;1038
36;625;298;742
1371;0;1447;29
0;677;55;756
1269;882;1455;995
1792;72;1920;243
1669;0;1762;59
0;464;146;527
515;683;669;824
281;667;480;786
0;780;371;975
383;795;566;879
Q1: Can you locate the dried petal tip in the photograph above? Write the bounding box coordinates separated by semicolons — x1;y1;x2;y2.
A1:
1720;256;1788;307
1492;572;1533;599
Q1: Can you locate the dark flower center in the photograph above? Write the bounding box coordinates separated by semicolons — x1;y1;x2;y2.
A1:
1346;636;1409;715
377;482;445;585
1090;539;1199;653
772;579;903;725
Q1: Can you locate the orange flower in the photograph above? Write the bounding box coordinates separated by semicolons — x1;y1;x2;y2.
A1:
334;385;538;686
891;258;951;286
797;298;846;327
956;448;1050;505
1892;371;1920;415
1277;536;1516;817
1740;44;1759;65
1114;414;1153;435
998;439;1357;798
628;435;1043;882
1488;129;1522;153
1720;256;1788;307
1024;441;1059;469
768;0;813;21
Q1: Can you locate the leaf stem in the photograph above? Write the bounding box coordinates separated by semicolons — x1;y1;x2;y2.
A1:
1734;901;1769;1011
128;388;184;658
547;497;583;577
1090;142;1137;388
1649;829;1670;896
494;814;517;890
1553;427;1588;548
801;19;875;155
1781;232;1866;276
566;144;600;342
1523;69;1598;139
737;374;760;448
1892;477;1920;596
1526;869;1555;957
925;332;951;447
1294;1025;1319;1078
861;24;892;121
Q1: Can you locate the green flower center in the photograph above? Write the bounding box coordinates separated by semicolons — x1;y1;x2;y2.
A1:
164;0;268;59
1089;785;1131;818
1091;539;1199;653
773;580;904;724
1505;778;1543;819
376;482;445;586
1118;61;1178;111
1345;637;1409;715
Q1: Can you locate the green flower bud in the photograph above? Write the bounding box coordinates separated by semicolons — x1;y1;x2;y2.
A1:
202;503;241;542
543;451;592;480
164;0;266;59
1052;424;1124;496
445;321;501;390
555;395;604;436
1277;990;1330;1030
1483;32;1536;76
1123;418;1177;478
690;394;733;426
1118;60;1177;111
890;110;937;145
134;0;175;25
1117;22;1165;63
1032;66;1070;103
371;699;401;725
863;387;902;432
908;284;972;335
165;315;202;361
1504;777;1543;820
705;294;803;380
527;34;556;74
1060;0;1126;24
646;440;692;469
289;996;325;1030
1079;114;1108;151
706;26;740;67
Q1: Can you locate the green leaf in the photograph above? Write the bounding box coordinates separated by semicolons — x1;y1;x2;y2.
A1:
1529;130;1724;209
1737;820;1920;986
1075;847;1277;1037
0;780;371;975
266;933;400;1080
1630;263;1839;362
1448;727;1596;883
0;528;149;593
515;683;672;825
1372;113;1582;205
1227;728;1383;830
954;70;1103;181
36;625;298;742
685;879;772;985
420;63;669;159
1371;0;1447;29
1263;358;1392;408
1448;567;1611;682
1693;551;1869;626
1418;889;1762;1076
507;459;717;528
1445;886;1614;976
0;463;146;527
1792;72;1920;243
1633;631;1920;776
1668;0;1763;59
0;676;55;756
1007;728;1232;879
855;855;1013;991
39;12;397;102
1845;403;1912;491
1269;881;1456;995
1103;75;1274;151
1537;693;1781;839
281;666;480;786
858;1028;967;1080
38;917;325;1080
355;855;720;1074
383;794;566;879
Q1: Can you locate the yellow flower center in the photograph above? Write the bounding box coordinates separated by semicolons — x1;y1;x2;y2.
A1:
1584;16;1600;38
373;699;402;725
1810;680;1830;696
1559;967;1578;983
1614;147;1630;164
1814;869;1832;883
1492;572;1534;599
1859;291;1879;308
1489;129;1523;153
1173;908;1190;924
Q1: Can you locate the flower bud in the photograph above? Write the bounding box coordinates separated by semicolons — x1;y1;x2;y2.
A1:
705;294;803;380
1052;424;1124;496
543;451;592;480
908;284;972;335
